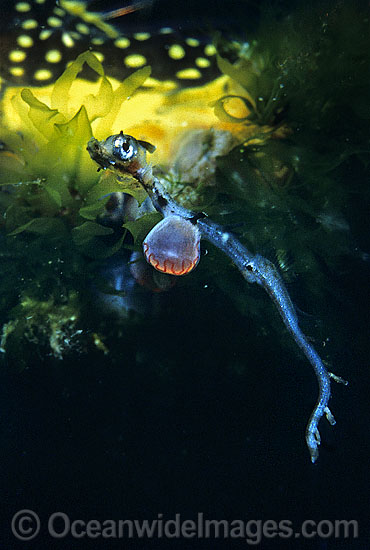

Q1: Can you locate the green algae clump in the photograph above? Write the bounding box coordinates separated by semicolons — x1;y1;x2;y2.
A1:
0;52;151;252
0;53;152;360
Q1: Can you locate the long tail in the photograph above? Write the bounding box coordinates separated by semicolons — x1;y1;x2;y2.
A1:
197;219;335;462
244;254;335;463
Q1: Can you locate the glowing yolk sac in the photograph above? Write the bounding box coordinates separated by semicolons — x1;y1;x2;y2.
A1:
143;215;201;275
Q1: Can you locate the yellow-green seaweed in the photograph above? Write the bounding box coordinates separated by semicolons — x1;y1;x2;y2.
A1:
1;52;152;250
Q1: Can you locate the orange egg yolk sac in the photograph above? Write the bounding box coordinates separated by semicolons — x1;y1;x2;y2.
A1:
143;215;201;275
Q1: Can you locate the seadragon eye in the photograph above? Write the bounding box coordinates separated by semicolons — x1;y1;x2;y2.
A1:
112;135;136;162
143;215;201;276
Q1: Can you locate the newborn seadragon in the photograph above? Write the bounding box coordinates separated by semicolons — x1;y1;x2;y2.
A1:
87;131;346;463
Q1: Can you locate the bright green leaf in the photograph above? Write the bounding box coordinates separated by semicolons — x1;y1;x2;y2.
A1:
21;89;65;140
51;51;105;112
95;65;151;135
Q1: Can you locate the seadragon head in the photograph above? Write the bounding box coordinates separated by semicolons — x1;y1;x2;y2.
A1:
87;131;155;176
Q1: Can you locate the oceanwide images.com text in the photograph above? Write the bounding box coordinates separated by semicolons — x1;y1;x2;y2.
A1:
11;510;359;544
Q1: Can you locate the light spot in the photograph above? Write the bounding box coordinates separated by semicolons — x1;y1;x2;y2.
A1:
53;7;65;16
34;69;53;81
141;77;177;90
62;32;75;48
15;2;31;12
70;31;81;40
114;37;130;49
21;19;37;30
47;16;62;27
168;44;185;60
124;54;146;68
9;66;25;77
91;37;104;46
45;49;62;63
186;38;200;47
76;23;89;35
176;68;201;79
204;44;216;56
35;0;46;4
195;57;211;68
222;96;249;119
134;32;151;41
92;51;104;62
9;50;27;63
17;35;33;48
222;232;230;243
160;27;173;34
39;29;52;40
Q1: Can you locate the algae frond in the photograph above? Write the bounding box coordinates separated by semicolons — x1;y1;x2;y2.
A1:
0;50;253;360
0;53;156;360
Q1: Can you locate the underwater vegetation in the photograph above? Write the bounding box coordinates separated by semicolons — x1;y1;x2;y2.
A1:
207;1;370;308
0;49;247;362
0;0;369;460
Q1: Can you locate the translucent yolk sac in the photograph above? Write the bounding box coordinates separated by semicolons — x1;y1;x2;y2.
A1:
143;215;201;276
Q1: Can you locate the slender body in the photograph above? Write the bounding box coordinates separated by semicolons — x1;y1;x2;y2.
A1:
87;132;339;463
195;220;335;462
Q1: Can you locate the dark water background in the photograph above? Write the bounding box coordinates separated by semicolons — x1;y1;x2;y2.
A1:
1;0;370;548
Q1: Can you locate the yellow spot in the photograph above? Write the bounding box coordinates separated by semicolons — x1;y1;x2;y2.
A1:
15;2;31;12
39;29;52;40
34;69;53;81
35;0;46;3
92;51;104;62
221;96;249;119
168;44;185;60
62;32;75;48
53;7;65;16
186;38;200;47
134;32;151;41
45;49;62;63
17;35;33;48
142;77;177;91
76;23;89;34
21;19;38;30
176;68;201;79
160;27;173;34
9;66;25;77
114;37;130;49
9;50;26;63
124;54;146;68
91;37;104;45
47;16;62;27
195;57;211;68
204;44;216;56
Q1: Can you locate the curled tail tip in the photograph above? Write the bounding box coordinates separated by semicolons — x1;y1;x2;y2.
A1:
309;445;319;464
